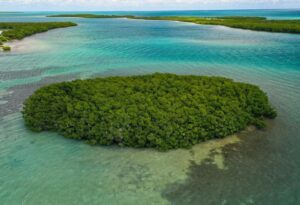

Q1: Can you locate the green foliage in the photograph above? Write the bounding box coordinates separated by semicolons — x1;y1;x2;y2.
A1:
0;35;9;46
0;35;9;42
2;45;11;51
0;22;76;51
251;118;267;129
48;14;135;19
0;22;77;41
134;16;300;34
49;14;300;34
22;73;277;150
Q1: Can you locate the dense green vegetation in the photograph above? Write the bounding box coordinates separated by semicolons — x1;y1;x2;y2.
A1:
0;22;77;51
2;45;11;51
23;73;277;150
48;14;134;19
49;14;300;34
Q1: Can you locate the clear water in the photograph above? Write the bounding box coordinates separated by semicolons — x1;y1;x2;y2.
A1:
0;10;300;205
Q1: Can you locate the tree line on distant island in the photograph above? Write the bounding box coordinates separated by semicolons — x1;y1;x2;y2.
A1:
23;73;277;151
0;22;77;51
48;14;300;34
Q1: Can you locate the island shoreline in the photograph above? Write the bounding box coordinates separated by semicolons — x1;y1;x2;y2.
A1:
0;22;77;51
48;14;300;34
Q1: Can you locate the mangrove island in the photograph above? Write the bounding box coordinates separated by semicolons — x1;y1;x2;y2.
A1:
48;14;300;34
22;73;277;151
0;22;77;51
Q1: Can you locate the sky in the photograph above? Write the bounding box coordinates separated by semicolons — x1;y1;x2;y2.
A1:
0;0;300;11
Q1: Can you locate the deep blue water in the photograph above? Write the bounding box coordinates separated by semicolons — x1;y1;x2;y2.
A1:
0;10;300;205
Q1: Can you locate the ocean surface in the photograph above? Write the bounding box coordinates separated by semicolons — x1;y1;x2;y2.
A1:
0;10;300;205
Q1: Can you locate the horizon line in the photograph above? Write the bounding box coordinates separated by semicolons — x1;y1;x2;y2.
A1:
1;8;300;12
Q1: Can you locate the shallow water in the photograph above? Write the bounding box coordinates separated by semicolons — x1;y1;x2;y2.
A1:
0;11;300;205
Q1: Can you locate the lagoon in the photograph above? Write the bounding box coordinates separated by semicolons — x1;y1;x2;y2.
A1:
0;10;300;205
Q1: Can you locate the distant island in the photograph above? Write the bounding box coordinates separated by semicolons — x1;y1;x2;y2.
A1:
0;12;23;14
0;22;77;51
48;14;300;34
22;73;277;151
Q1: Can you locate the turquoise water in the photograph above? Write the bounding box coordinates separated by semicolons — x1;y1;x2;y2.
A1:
1;10;300;204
